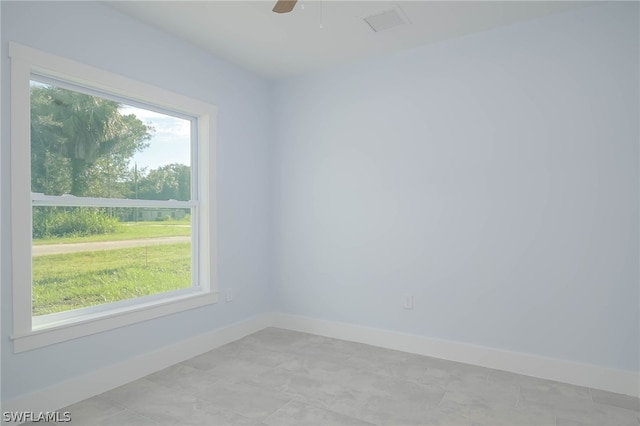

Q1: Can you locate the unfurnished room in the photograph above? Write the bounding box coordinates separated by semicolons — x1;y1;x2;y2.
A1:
0;1;639;425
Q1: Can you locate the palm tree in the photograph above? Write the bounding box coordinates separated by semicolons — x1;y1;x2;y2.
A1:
31;85;151;196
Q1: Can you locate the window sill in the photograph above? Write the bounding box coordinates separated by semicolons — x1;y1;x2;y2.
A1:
11;291;218;353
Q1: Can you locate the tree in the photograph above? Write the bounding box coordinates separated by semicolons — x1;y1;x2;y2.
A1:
31;88;71;195
136;163;191;201
30;84;152;197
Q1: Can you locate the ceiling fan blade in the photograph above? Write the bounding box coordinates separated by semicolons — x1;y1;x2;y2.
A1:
273;0;297;14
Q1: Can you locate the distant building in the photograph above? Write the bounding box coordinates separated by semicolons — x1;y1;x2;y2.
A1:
124;208;188;222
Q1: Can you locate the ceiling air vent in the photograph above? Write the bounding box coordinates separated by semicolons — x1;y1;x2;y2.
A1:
363;6;411;33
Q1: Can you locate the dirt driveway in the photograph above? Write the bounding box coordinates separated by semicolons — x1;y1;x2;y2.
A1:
32;236;190;257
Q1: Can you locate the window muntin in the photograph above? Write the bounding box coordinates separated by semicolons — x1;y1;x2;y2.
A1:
10;42;217;352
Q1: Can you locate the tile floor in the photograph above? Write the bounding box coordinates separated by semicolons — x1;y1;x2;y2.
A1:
37;328;640;425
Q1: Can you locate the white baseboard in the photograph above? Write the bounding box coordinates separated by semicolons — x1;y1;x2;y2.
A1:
1;313;270;416
3;311;638;419
271;313;640;398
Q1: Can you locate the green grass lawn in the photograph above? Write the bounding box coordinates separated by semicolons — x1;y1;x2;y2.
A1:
33;220;191;245
32;242;191;316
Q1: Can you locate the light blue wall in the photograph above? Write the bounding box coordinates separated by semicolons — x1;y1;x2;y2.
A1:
1;1;274;400
2;0;638;405
272;2;639;371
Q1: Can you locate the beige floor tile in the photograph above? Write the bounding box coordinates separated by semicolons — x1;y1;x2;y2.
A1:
52;328;639;426
263;400;375;426
590;388;640;412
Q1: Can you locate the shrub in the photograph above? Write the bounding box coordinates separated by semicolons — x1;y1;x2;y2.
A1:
33;208;119;239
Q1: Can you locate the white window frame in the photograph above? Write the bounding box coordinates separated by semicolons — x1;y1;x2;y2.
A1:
9;42;218;353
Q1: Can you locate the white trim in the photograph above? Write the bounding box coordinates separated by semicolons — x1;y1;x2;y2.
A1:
10;54;34;338
3;313;638;415
8;43;215;117
30;73;195;122
1;314;270;415
32;286;202;328
8;42;218;352
271;313;640;398
13;292;219;353
31;193;194;208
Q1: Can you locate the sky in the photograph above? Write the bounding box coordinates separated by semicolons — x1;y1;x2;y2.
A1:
30;79;191;173
119;105;192;172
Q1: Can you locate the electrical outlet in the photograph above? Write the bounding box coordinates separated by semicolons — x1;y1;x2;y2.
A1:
226;288;233;302
403;294;414;310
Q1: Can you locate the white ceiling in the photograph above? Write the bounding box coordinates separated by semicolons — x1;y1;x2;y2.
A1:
105;1;594;79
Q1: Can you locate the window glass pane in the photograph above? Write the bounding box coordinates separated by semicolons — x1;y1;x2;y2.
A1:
30;80;192;200
32;206;192;316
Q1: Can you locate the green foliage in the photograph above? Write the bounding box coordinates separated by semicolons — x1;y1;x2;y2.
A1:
32;243;191;316
33;208;119;239
30;83;152;197
33;219;191;245
30;83;196;203
135;163;191;201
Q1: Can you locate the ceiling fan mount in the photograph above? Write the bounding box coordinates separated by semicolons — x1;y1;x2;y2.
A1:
272;0;298;14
